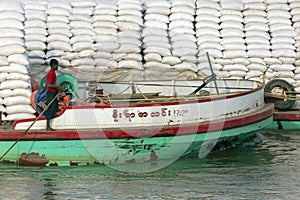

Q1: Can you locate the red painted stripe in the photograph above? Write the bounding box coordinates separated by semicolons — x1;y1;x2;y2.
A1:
12;85;263;129
273;112;300;121
2;104;273;141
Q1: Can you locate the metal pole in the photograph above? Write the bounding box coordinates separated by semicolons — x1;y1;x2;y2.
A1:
206;52;219;94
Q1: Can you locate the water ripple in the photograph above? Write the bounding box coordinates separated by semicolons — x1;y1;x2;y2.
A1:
0;130;298;199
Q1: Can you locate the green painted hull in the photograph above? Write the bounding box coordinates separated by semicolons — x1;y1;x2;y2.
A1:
264;121;300;130
0;117;272;167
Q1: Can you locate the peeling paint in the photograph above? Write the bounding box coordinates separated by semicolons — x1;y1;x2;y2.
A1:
1;160;15;165
70;161;78;166
18;152;49;166
49;162;58;166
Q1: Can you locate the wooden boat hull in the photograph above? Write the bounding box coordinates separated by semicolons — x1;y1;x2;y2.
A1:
0;104;273;167
264;111;300;130
0;79;274;167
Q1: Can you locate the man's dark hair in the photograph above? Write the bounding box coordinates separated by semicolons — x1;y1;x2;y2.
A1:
50;59;59;67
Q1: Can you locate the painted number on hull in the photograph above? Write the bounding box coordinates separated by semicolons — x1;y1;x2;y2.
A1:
112;108;188;122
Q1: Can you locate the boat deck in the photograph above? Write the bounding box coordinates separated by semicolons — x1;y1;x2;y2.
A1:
87;91;240;105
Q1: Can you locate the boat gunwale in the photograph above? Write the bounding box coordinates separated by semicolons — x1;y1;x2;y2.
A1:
273;111;300;121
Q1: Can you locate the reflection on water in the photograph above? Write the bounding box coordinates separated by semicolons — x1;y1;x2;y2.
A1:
0;130;299;199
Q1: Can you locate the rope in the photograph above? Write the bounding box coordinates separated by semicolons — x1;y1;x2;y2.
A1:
86;94;111;105
136;86;149;100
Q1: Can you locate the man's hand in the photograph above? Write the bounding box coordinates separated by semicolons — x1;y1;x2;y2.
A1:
57;86;65;92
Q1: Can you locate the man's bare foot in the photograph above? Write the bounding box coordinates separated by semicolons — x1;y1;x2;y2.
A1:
46;127;56;131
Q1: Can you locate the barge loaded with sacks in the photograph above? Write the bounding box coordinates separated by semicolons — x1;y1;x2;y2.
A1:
0;76;273;167
264;78;300;130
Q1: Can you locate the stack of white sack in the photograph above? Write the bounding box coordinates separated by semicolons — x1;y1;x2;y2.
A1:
291;0;300;92
115;0;143;70
169;0;198;73
0;0;35;121
197;51;225;78
93;0;118;70
220;0;248;79
46;0;72;67
196;0;224;77
143;0;172;70
242;0;268;82
266;0;296;85
23;0;47;66
69;0;96;69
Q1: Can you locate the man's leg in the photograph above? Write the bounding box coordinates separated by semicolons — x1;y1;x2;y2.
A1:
46;91;58;131
46;119;55;131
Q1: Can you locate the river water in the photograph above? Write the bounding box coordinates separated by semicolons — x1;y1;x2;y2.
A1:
0;130;299;200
